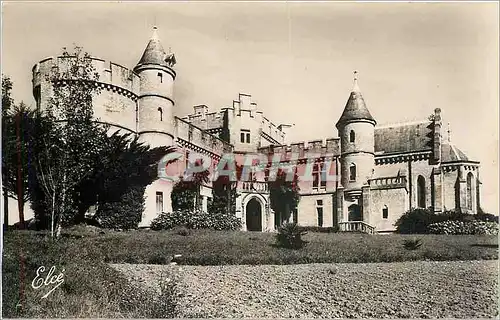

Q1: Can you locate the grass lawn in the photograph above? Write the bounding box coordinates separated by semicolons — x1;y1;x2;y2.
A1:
2;227;498;317
80;227;497;264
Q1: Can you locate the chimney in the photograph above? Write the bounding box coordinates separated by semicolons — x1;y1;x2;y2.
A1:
193;105;208;119
433;108;442;163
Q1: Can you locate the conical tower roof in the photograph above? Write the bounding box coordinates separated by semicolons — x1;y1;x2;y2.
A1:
135;27;175;69
336;71;376;128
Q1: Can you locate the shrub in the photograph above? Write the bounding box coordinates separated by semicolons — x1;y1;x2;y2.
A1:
403;237;423;250
298;226;338;233
95;186;145;230
276;222;308;249
428;220;499;235
476;212;499;223
150;210;242;231
394;208;496;234
395;208;444;234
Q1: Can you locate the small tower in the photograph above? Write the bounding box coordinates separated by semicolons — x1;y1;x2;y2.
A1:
134;26;177;147
336;72;376;197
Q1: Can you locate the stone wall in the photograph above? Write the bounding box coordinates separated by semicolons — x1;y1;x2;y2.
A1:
33;56;140;133
369;187;408;232
296;193;335;227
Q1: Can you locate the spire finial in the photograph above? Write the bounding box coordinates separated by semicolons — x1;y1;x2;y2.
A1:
353;70;360;92
152;26;159;40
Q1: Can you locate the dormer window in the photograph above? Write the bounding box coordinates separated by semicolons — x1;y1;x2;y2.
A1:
349;130;355;143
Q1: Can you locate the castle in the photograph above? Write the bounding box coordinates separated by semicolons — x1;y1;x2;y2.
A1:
31;27;481;233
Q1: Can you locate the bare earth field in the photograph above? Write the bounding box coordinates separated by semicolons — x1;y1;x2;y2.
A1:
112;260;498;318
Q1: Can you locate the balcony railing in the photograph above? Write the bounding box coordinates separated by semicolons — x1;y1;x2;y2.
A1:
369;176;407;189
338;221;376;234
240;181;269;193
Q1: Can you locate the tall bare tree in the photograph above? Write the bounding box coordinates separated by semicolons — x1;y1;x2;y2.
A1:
33;46;108;237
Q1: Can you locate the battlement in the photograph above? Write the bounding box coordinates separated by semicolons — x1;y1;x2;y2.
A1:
182;106;224;130
175;117;232;156
32;56;140;96
257;138;340;160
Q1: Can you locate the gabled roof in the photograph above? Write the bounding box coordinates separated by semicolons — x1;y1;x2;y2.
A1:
374;120;433;154
336;73;376;128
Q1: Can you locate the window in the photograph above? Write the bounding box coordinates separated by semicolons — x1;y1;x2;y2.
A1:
158;72;163;83
349;130;355;143
313;163;320;190
417;175;426;208
349;163;356;181
316;200;324;226
320;162;327;190
158;107;163;121
382;205;388;219
317;208;323;227
240;129;250;143
467;172;473;210
185;150;190;169
156;192;163;214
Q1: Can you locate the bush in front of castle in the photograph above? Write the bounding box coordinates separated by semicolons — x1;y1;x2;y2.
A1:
150;210;242;231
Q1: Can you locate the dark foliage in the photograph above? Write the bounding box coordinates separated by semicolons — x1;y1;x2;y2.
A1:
150;210;242;231
395;208;499;234
298;226;338;233
276;222;308;249
94;186;146;230
268;168;300;225
403;237;423;250
208;171;239;215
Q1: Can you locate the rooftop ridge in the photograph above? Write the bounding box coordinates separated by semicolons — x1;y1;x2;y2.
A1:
376;119;430;129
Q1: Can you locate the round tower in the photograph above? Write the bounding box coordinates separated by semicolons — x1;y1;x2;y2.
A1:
336;72;376;198
134;26;177;147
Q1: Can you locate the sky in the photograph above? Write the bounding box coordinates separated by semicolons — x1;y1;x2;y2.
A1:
2;1;499;213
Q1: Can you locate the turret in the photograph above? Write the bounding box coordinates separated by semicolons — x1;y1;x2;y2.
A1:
336;72;376;197
134;26;177;147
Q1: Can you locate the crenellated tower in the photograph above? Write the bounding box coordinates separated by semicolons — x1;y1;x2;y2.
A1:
336;72;376;198
134;26;177;147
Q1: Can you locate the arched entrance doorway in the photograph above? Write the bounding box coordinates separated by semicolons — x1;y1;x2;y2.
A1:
246;198;262;231
348;204;361;221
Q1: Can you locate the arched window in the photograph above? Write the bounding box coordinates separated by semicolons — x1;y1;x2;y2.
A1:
417;175;426;208
349;130;355;143
467;172;474;210
382;205;388;219
349;163;356;181
158;107;163;121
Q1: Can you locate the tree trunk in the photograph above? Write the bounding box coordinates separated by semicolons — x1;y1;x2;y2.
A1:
57;172;67;239
15;112;25;229
3;188;8;230
51;193;56;238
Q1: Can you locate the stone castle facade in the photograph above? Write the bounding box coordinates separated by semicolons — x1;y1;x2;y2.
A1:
31;28;481;232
